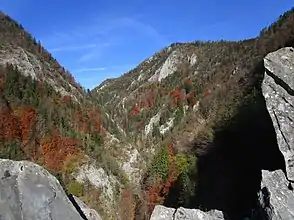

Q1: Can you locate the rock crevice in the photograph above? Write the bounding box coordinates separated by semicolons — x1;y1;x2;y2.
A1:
265;68;294;96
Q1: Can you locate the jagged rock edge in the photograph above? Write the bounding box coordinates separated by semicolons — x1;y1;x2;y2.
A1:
264;66;294;183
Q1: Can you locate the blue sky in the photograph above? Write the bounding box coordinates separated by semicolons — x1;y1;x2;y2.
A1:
0;0;293;89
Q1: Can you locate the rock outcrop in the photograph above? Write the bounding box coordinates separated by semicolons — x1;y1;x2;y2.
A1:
0;46;82;102
0;159;98;220
71;195;102;220
262;47;294;181
261;47;294;219
150;205;224;220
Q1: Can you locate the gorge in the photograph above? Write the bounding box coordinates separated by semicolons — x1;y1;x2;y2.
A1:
0;7;294;220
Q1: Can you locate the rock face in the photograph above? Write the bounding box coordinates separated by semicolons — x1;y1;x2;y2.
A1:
72;195;102;220
150;205;224;220
0;159;94;220
0;46;82;102
263;47;294;181
75;162;119;214
259;170;294;219
261;47;294;219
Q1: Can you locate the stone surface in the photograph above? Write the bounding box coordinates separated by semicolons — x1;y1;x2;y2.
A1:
150;205;176;220
0;159;86;220
261;47;294;219
0;46;81;101
259;170;294;220
76;163;118;209
262;47;294;181
72;195;102;220
150;205;224;220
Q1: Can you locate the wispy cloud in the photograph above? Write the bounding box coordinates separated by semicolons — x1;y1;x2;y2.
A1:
38;15;166;87
76;63;136;89
42;15;166;55
77;42;112;63
115;17;166;43
73;67;106;73
73;63;135;74
74;17;166;63
49;44;98;52
78;51;98;63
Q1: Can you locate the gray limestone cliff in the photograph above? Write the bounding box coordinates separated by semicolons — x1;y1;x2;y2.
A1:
260;47;294;219
0;159;101;220
150;47;294;220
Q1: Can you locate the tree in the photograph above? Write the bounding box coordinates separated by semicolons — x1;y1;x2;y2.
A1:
119;188;136;220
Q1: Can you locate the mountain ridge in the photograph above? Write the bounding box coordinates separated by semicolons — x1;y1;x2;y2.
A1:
0;10;131;219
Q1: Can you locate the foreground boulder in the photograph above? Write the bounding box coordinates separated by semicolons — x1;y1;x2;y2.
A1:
259;170;294;219
150;205;224;220
260;47;294;219
262;47;294;181
0;159;94;220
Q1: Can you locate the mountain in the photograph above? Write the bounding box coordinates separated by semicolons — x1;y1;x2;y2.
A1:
0;11;131;220
150;46;294;219
0;13;84;101
93;8;294;156
92;7;294;219
1;7;294;220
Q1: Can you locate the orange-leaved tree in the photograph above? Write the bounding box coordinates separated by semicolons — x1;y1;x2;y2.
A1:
19;106;37;158
0;109;21;141
119;188;136;220
41;131;81;173
146;143;180;212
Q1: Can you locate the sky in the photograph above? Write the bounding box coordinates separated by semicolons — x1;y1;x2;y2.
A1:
0;0;293;89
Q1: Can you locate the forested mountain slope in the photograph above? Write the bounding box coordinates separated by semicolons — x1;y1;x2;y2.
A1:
92;7;294;219
0;11;130;220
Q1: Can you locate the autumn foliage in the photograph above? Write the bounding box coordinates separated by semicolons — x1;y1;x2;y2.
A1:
41;132;81;173
119;188;136;220
129;104;141;118
127;91;157;120
146;178;165;211
0;77;4;93
75;108;101;134
61;95;71;103
146;92;156;108
185;91;197;106
18;106;37;156
169;88;184;107
146;143;179;212
0;109;21;141
87;107;101;134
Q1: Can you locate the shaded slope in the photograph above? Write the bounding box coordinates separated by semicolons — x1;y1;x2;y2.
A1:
127;7;294;219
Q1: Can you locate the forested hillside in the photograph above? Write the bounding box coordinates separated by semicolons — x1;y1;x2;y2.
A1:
0;12;130;219
92;7;294;219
